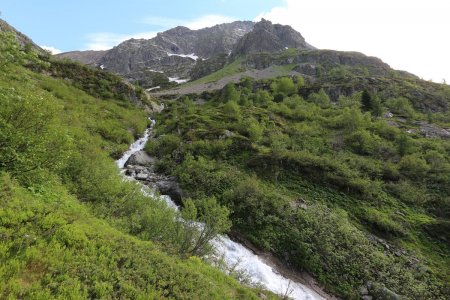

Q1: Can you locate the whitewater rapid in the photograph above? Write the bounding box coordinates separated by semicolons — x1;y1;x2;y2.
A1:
116;119;323;300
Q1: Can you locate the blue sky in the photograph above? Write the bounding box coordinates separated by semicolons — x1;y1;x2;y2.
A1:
1;0;281;52
1;0;449;82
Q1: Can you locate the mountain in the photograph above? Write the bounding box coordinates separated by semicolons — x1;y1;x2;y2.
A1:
57;49;107;65
57;21;255;86
231;18;314;56
56;19;402;93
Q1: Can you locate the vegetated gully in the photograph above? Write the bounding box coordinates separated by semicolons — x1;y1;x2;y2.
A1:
116;119;326;300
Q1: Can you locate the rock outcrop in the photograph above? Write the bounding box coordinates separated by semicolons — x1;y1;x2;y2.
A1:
125;151;154;167
231;19;314;56
125;152;184;204
57;50;107;65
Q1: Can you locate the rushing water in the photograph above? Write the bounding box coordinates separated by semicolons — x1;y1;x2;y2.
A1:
116;120;323;300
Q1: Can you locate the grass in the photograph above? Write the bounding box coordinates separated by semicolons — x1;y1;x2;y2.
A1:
186;58;245;85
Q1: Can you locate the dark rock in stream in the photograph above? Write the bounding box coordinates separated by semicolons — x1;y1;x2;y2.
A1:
125;150;154;167
125;157;184;204
155;179;184;203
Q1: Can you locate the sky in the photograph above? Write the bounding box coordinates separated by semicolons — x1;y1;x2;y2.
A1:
1;0;449;83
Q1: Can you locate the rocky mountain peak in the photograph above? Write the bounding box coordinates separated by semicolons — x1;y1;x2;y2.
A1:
231;18;314;56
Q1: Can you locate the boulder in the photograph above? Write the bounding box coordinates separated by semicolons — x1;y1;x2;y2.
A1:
419;123;450;139
135;172;148;181
125;151;154;167
156;180;184;204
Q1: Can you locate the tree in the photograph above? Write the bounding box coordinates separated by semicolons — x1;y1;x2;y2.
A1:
371;95;383;117
181;197;232;256
396;134;411;157
244;117;264;142
222;83;240;102
223;100;241;120
361;90;372;111
271;77;296;95
307;88;331;108
398;154;430;180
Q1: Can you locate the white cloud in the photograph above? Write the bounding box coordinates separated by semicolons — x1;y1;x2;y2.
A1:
256;0;450;83
141;14;235;30
40;45;62;54
84;31;157;51
86;14;235;51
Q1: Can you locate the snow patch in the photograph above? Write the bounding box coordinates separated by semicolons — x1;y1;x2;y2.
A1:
166;52;199;60
148;69;164;73
168;77;188;84
146;86;161;91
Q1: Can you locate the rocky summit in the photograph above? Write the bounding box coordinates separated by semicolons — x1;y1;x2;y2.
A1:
57;21;255;85
231;18;314;56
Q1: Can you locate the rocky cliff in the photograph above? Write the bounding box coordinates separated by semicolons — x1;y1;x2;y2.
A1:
232;18;314;56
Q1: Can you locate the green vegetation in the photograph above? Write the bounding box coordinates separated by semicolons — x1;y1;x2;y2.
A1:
187;58;244;85
147;75;450;298
0;33;275;299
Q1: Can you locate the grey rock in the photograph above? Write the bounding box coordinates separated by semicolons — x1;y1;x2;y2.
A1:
386;120;400;127
125;151;154;167
360;285;369;295
56;50;107;65
244;50;391;77
419;123;450;139
293;63;318;76
135;172;148;180
232;19;314;56
155;180;183;203
376;287;404;300
362;296;373;300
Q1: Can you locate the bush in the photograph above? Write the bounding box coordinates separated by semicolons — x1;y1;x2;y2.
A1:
270;77;296;95
386;97;416;119
223;101;241;120
307;88;331;108
145;134;182;158
398;154;430;179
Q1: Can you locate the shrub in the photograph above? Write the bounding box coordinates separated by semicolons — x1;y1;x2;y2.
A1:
270;77;296;95
398;154;430;179
386;97;416;119
307;88;331;108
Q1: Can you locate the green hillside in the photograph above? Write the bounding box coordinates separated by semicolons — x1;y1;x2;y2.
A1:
0;32;275;299
146;74;450;298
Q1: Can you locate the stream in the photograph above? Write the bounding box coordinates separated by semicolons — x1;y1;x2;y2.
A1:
116;120;324;300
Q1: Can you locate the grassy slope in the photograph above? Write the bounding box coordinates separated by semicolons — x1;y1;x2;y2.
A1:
146;77;450;298
0;36;275;299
